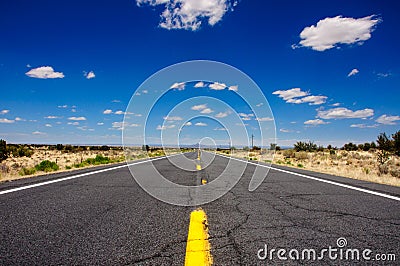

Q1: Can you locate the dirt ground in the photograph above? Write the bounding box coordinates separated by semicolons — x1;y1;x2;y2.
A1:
224;149;400;187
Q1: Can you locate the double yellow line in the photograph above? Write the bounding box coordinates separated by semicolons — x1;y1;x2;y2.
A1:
184;149;212;265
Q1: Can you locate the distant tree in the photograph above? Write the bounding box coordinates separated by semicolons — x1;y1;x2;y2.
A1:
275;146;281;151
56;144;64;151
294;141;317;152
370;141;377;149
392;130;400;156
142;145;150;151
377;133;392;152
251;146;261;151
343;142;357;151
327;144;332;150
0;139;8;162
363;142;371;151
270;143;277;150
317;145;324;152
243;146;249;151
376;133;392;165
100;145;110;151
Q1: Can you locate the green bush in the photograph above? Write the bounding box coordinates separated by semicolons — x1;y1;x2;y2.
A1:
19;167;36;176
0;139;8;162
294;141;317;152
35;160;59;172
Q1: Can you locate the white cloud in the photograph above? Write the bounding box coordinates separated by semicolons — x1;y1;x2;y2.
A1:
58;105;68;108
84;71;96;79
68;122;79;126
376;114;400;125
304;119;329;125
256;103;263;107
170;82;186;90
164;116;183;121
331;103;341;107
286;95;328;105
238;113;254;121
279;128;291;133
272;88;309;101
103;109;113;114
115;110;133;115
112;99;121;103
317;107;374;119
25;66;64;79
15;117;25;121
1;109;10;115
32;131;46;135
191;104;208;111
200;108;213;114
209;82;226;90
142;90;149;94
195;122;207;126
137;0;234;31
347;68;359;77
112;121;140;130
256;117;274;122
350;124;377;128
214;127;227;131
185;121;192;126
156;124;176;130
44;116;61;119
0;118;14;123
97;122;104;125
215;111;230;118
297;15;380;51
377;72;391;78
68;116;87;121
228;85;238;91
45;124;52;127
194;81;206;88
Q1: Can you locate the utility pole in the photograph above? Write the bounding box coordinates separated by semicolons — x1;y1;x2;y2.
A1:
251;134;254;149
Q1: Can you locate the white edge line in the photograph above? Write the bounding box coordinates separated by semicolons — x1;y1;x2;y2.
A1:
214;152;400;202
0;153;183;196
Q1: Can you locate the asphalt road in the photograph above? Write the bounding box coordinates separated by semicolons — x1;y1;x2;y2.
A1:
0;151;399;265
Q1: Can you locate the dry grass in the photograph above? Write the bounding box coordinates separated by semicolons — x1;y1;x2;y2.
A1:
0;146;179;182
222;149;400;187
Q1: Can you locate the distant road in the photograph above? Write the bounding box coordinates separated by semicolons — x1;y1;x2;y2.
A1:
1;152;399;265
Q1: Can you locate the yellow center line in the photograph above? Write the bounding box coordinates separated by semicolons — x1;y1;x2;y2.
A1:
196;164;202;170
184;208;213;266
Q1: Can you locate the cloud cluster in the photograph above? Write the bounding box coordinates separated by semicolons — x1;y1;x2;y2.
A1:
295;15;380;51
273;88;327;105
317;107;374;119
376;114;400;125
136;0;235;31
26;66;64;79
304;119;329;126
295;15;380;52
191;104;213;114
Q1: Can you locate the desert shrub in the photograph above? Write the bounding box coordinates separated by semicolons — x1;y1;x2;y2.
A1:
297;163;304;168
65;165;72;170
14;146;34;157
276;160;283;164
295;151;308;160
283;149;295;158
378;164;389;175
351;152;361;160
35;160;59;172
363;168;370;175
0;139;9;162
85;154;110;165
390;169;400;178
56;144;64;151
19;167;36;176
100;145;110;151
0;163;9;174
294;141;317;152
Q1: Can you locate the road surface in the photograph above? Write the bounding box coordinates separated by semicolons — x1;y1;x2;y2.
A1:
1;151;399;265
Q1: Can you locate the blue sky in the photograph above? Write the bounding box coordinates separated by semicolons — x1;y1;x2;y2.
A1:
0;0;399;147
